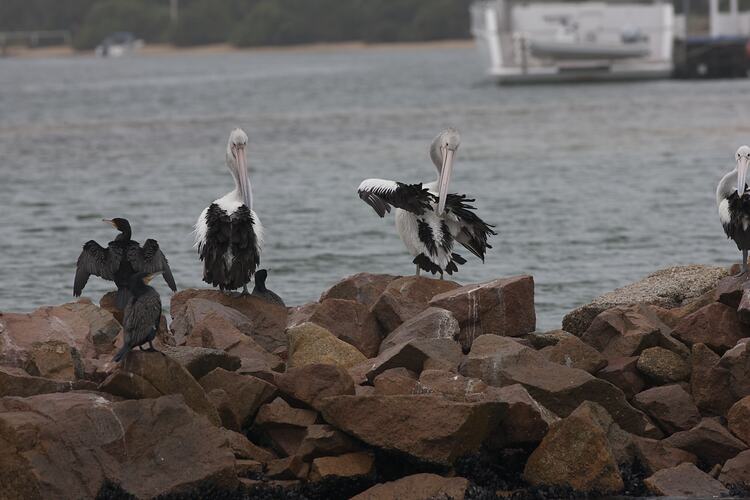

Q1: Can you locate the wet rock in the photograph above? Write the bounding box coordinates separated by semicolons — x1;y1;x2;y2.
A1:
171;289;288;352
199;368;277;431
429;275;535;350
540;335;607;373
720;449;750;487
523;402;624;493
631;437;697;474
562;265;728;335
319;272;399;307
719;340;750;401
378;307;459;354
309;452;375;481
727;397;750;445
366;338;463;382
160;345;241;380
0;366;74;397
715;274;750;308
286;322;367;370
580;305;666;360
274;363;355;411
351;473;469;500
596;356;645;399
636;347;691;384
673;302;749;354
320;394;504;465
0;393;237;499
288;299;382;358
691;343;735;416
99;350;220;426
371;276;460;333
460;335;660;437
373;367;419;395
296;424;360;460
633;385;701;434
222;428;277;462
644;462;729;497
254;398;318;456
24;340;84;381
665;418;748;465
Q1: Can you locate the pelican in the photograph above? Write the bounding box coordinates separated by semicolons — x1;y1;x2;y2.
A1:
718;145;750;274
194;128;263;294
357;128;496;276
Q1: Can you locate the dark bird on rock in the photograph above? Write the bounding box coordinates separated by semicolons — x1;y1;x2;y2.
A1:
251;269;285;306
113;272;162;362
74;218;177;309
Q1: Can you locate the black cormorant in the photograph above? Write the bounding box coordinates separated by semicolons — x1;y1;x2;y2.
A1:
251;269;285;306
113;271;162;362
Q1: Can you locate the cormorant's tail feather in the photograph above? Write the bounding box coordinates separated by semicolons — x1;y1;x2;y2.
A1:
113;345;130;363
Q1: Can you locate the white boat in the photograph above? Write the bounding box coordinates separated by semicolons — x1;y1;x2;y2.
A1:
470;1;675;83
95;32;144;58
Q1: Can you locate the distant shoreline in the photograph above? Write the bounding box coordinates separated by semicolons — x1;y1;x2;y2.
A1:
3;39;475;59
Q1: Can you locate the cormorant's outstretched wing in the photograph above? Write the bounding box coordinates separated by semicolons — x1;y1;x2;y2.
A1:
357;179;436;217
444;194;497;261
73;241;121;296
126;240;177;291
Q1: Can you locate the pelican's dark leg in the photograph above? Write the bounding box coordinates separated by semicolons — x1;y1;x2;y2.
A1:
415;265;421;277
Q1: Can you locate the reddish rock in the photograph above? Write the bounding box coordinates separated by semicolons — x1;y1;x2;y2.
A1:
645;463;729;497
636;347;691;384
523;402;625;493
235;459;263;477
309;452;375;481
541;335;607;373
596;356;644;399
665;418;748;465
0;393;237;499
739;289;750;325
719;340;750;401
673;302;749;354
580;305;665;359
199;368;277;431
175;298;253;342
266;455;309;480
319;272;399;307
99;291;124;323
320;394;504;465
160;345;241;380
171;289;288;352
373;367;419;395
691;343;735;416
0;366;75;397
24;340;84;381
222;428;277;462
378;307;459;354
525;329;576;349
366;339;463;382
287;299;382;357
429;275;535;350
371;276;460;333
460;335;660;438
99;350;220;426
275;364;355;411
727;397;750;445
254;398;318;456
286;322;367;370
715;274;750;308
296;424;360;460
632;437;697;474
351;473;469;500
633;385;701;434
720;449;750;487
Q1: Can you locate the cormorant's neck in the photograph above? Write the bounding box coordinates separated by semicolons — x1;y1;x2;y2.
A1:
115;227;131;241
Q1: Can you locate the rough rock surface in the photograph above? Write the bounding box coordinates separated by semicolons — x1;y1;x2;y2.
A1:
296;424;359;460
378;307;459;354
199;368;277;431
720;449;750;487
691;343;735;416
727;396;750;445
160;345;241;380
719;340;750;402
579;305;671;360
366;338;463;382
274;363;355;410
633;385;701;434
319;272;399;307
371;276;460;333
540;335;607;373
351;473;469;500
24;340;84;381
596;356;644;399
373;367;419;395
253;398;318;456
563;265;728;335
644;463;729;497
665;418;748;465
309;452;375;481
286;322;367;369
631;437;697;474
672;302;749;354
636;347;691;384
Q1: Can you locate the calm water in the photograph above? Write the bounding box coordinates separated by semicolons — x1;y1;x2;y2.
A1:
1;45;748;329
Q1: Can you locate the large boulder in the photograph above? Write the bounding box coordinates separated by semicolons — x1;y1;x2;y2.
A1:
160;345;241;380
286;322;367;370
365;338;463;382
309;452;375;481
718;339;750;402
319;394;504;465
199;368;277;431
0;366;75;397
428;276;535;350
0;393;237;499
720;449;750;487
24;340;84;381
351;473;469;500
319;272;399;307
562;265;728;335
460;335;660;437
253;398;318;457
173;298;254;343
672;302;749;354
631;437;697;475
664;418;747;466
727;397;750;445
371;276;460;333
171;289;288;352
378;307;459;354
636;347;691;384
287;299;382;358
633;385;701;435
296;424;360;460
99;351;220;426
274;364;355;411
540;335;607;373
596;356;644;399
644;463;729;497
691;343;735;416
373;367;419;395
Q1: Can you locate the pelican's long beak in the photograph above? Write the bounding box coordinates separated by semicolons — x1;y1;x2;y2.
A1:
739;156;750;197
102;219;116;228
236;146;252;208
437;148;456;215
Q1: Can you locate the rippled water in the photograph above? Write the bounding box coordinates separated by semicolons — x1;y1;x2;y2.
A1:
1;45;748;329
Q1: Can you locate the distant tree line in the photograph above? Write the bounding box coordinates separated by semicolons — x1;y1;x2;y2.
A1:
0;0;472;50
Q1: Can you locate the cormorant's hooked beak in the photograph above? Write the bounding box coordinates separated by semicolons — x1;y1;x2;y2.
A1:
235;145;252;208
102;219;116;228
436;147;456;216
739;156;749;196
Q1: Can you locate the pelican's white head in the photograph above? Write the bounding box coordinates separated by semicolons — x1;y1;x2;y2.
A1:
429;128;461;215
225;128;252;208
736;145;750;196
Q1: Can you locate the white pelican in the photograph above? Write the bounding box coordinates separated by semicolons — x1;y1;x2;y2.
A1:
718;145;750;274
357;128;496;277
194;128;263;293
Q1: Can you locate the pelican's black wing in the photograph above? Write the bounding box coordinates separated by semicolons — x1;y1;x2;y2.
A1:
126;240;177;291
357;178;436;217
445;194;497;261
73;241;122;296
228;205;261;289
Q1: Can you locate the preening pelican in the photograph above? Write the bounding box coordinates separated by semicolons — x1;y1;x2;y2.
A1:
194;128;263;293
358;128;496;276
74;218;176;308
718;145;750;274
